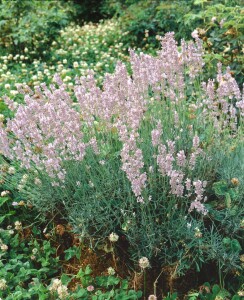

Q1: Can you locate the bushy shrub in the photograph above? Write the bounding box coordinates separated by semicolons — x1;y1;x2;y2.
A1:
0;0;75;57
0;33;243;281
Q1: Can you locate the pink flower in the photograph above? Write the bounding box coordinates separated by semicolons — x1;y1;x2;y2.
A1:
191;29;199;39
87;285;94;292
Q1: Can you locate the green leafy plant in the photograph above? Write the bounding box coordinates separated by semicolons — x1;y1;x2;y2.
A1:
0;224;60;299
48;265;142;299
0;0;75;57
183;1;244;85
187;282;243;300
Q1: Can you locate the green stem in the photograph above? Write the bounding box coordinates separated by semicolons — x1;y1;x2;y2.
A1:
144;270;146;300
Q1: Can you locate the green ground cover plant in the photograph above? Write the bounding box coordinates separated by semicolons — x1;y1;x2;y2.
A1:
0;173;141;299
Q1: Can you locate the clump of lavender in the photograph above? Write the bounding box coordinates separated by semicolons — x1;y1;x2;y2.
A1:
0;33;242;269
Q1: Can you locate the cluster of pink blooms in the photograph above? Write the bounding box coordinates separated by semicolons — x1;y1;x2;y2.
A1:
117;121;147;198
153;131;208;214
0;33;242;215
201;63;242;132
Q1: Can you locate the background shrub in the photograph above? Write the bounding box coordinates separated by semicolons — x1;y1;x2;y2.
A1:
0;0;76;57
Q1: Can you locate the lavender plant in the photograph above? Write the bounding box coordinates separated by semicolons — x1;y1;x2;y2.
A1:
0;33;243;277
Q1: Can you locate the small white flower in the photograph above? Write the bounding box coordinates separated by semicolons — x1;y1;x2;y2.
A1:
22;174;29;180
57;285;69;299
0;279;7;290
139;257;150;269
191;29;199;39
238;290;244;296
49;278;62;293
1;191;10;197
0;244;8;251
8;166;16;174
107;267;115;275
109;232;119;242
89;181;94;188
73;61;79;68
14;221;22;230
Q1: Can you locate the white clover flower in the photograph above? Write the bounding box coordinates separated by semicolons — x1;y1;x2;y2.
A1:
87;285;95;292
0;279;7;290
191;29;199;39
89;181;94;188
14;221;22;230
0;244;8;251
57;285;69;299
109;232;119;242
73;61;79;68
1;191;10;197
8;166;16;174
139;257;150;269
22;174;28;180
10;90;18;96
238;290;244;296
49;278;62;293
107;267;115;275
148;295;157;300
